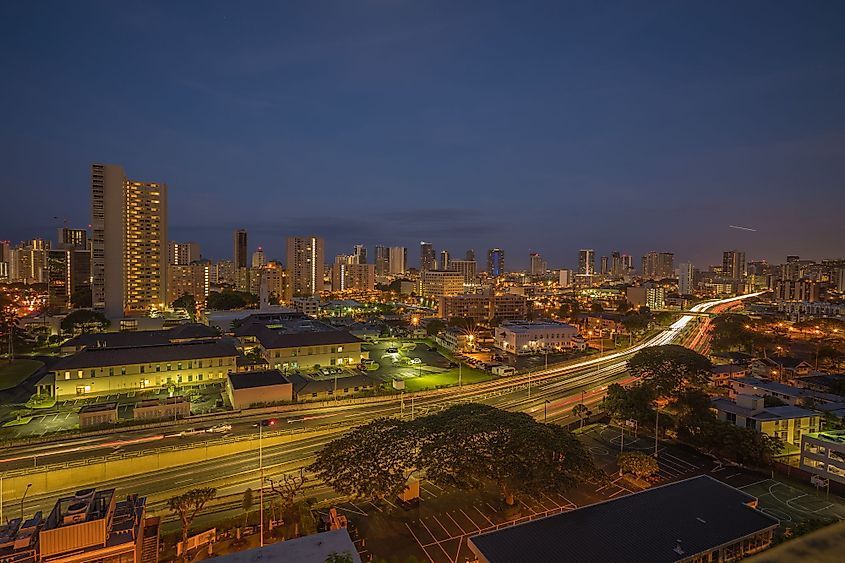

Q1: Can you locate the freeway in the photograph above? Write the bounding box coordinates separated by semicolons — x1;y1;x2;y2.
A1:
6;293;759;520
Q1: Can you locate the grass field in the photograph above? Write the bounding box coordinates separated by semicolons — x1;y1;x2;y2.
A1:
0;359;43;391
403;365;493;392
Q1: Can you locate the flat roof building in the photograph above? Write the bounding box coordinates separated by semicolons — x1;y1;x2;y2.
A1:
227;369;293;408
469;475;778;563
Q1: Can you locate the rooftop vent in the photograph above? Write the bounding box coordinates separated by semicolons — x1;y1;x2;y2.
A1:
673;540;685;556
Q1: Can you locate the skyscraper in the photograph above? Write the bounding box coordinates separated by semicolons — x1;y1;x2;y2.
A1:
440;250;450;271
610;251;622;276
465;249;476;262
641;251;674;279
722;250;747;280
530;253;546;276
420;241;436;272
389;247;407;275
233;229;248;269
679;262;695;295
487;248;505;277
450;259;476;283
578;249;595;276
57;227;88;250
353;244;367;264
285;236;324;298
252;247;266;268
168;241;200;265
91;163;167;318
374;245;390;276
600;256;609;276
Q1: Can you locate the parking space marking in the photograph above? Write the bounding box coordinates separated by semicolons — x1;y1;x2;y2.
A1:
404;522;435;563
418;518;453;560
471;506;495;527
446;512;469;535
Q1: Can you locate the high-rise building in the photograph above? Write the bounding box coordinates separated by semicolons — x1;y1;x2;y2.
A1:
837;268;845;293
600;256;610;276
167;262;211;304
46;249;72;312
578;249;595;276
487;248;505;277
262;261;288;303
233;229;248;269
465;249;476;262
559;269;573;288
530;253;546;276
420;241;436;272
332;255;376;291
389;246;407;275
57;227;88;249
722;250;747;280
679;262;695;295
450;259;477;283
420;270;464;298
610;252;622;276
374;245;390;276
285;236;325;298
641;251;674;279
168;241;200;265
252;247;266;268
440;250;450;271
91;164;167;318
353;244;367;264
621;254;633;272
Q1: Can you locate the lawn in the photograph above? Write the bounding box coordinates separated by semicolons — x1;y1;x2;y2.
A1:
403;365;493;392
0;359;44;391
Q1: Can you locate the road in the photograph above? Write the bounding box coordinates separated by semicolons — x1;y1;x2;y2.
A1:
4;293;759;520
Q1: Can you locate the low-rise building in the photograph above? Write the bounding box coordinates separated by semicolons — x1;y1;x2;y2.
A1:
288;373;375;401
729;377;841;407
132;396;191;420
50;340;239;398
0;487;156;563
435;327;476;352
437;294;528;322
800;430;845;485
78;403;118;428
60;323;219;355
227;370;294;408
750;357;812;380
711;394;821;446
494;320;581;355
235;314;367;371
468;475;778;563
710;364;749;387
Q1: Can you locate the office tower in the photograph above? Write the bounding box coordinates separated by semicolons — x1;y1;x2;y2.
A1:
252;247;266;268
600;256;609;276
58;227;88;249
440;250;451;271
722;250;747;280
837;268;845;293
451;259;476;283
679;262;695;295
420;241;436;272
389;247;407;275
559;269;573;288
621;254;633;272
262;262;288;303
374;245;390;276
530;253;546;276
46;249;72;312
353;244;367;264
465;249;476;262
641;251;674;279
11;239;50;284
578;249;595;276
285;236;325;298
91;164;168;318
168;241;200;265
610;252;622;276
420;270;464;298
488;248;505;277
233;229;248;269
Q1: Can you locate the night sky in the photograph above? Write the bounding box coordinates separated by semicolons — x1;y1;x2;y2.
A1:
2;1;844;269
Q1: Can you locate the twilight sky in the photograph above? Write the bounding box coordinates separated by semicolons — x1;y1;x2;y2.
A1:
1;1;844;269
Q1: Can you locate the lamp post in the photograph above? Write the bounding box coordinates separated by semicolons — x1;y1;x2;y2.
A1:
654;406;660;458
544;399;550;423
20;483;32;522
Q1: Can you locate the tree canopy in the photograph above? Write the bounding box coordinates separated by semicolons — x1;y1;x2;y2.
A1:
168;487;217;553
172;294;197;320
206;290;258;310
627;345;711;398
618;451;659;478
60;309;110;334
710;314;768;353
309;404;598;506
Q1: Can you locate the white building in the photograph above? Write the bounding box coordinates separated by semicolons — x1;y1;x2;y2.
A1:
389;246;407;275
801;430;845;485
559;269;573;288
494;320;581;355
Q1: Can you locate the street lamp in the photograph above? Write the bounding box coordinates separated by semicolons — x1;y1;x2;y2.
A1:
544;399;550;423
258;419;276;546
20;483;32;522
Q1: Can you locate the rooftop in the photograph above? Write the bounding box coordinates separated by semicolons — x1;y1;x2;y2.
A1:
469;475;778;563
228;370;291;390
53;340;239;370
235;316;362;349
211;528;360;563
499;320;578;332
711;397;817;421
62;323;218;350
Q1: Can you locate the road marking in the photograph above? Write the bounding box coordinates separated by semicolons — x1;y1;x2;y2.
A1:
472;506;495;527
404;522;435;563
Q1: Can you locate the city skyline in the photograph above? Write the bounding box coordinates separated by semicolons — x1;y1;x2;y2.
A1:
2;2;844;266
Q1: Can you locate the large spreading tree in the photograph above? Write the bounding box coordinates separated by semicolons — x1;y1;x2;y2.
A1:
627;344;711;398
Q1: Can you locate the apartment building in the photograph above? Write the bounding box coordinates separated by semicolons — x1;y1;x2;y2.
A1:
438;294;528;321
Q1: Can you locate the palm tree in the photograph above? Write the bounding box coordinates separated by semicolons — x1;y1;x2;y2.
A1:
571;403;591;429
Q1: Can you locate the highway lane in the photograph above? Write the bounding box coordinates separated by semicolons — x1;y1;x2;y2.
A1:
7;293;759;518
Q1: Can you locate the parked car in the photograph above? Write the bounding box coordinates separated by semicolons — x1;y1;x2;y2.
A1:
208;424;232;433
410;357;422;364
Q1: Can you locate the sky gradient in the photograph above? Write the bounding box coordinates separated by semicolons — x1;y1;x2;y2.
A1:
2;1;844;269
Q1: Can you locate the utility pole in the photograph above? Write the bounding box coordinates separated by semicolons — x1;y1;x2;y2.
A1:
19;483;32;522
544;399;550;423
258;424;264;547
654;407;660;458
528;370;531;398
458;362;462;387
